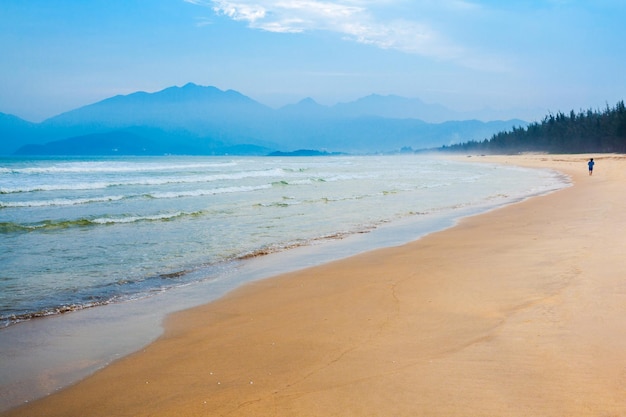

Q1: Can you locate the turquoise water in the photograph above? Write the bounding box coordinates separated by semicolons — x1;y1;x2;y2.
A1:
0;155;567;327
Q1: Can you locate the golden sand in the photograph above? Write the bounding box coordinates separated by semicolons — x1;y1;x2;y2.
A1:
4;154;626;417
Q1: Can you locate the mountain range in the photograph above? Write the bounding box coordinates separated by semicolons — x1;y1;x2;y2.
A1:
0;83;527;155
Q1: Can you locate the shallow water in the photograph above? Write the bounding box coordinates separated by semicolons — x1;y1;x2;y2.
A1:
0;154;566;327
0;154;569;411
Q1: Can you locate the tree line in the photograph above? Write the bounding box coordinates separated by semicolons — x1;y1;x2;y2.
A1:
441;100;626;154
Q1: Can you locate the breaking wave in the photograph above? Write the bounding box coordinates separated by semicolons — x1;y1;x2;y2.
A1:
0;168;287;194
0;210;204;232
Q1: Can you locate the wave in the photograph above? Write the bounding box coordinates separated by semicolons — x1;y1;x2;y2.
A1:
2;302;107;327
146;184;272;199
0;267;197;327
254;191;377;208
0;195;126;208
271;178;325;186
1;182;116;194
0;183;276;208
0;210;204;232
322;173;377;182
256;200;301;208
0;168;287;194
0;161;239;175
92;211;204;224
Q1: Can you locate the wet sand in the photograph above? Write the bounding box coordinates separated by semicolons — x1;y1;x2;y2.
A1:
4;154;626;417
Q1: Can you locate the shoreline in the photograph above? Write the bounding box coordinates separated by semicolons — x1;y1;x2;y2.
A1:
0;156;565;412
4;154;626;416
1;155;561;330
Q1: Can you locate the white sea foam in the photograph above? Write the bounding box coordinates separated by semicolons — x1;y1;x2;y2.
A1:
0;168;287;194
91;211;193;224
0;195;126;208
2;161;239;174
0;182;113;194
322;173;377;182
147;184;272;199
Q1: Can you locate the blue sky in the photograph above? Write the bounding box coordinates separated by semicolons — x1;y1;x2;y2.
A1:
1;0;625;122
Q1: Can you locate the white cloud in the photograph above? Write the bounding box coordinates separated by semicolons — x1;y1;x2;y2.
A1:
209;0;365;33
190;0;509;71
213;1;268;23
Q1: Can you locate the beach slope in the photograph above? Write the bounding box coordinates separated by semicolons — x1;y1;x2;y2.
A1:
4;154;626;417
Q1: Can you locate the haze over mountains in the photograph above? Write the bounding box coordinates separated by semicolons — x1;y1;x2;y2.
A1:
0;83;526;155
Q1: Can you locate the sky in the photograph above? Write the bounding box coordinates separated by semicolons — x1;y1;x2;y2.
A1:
1;0;625;122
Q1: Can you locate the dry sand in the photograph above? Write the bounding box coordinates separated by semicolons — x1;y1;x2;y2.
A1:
4;154;626;417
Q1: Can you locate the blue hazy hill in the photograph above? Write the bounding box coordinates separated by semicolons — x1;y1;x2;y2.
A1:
2;84;527;155
332;94;458;122
43;83;273;130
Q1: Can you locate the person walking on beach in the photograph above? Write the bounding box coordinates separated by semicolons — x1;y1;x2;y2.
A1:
588;158;595;175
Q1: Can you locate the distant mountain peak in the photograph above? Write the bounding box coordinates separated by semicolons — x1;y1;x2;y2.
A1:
153;83;225;100
332;93;452;122
278;96;331;117
40;83;272;131
298;97;319;105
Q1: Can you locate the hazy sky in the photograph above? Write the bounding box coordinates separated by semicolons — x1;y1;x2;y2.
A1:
1;0;625;122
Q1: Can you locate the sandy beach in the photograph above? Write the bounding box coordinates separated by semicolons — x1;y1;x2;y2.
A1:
4;154;626;417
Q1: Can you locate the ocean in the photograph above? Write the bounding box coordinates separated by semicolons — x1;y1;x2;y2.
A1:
0;154;570;409
1;154;567;328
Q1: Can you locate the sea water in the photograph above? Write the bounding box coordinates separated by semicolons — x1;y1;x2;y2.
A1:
0;156;559;326
0;154;566;327
0;154;569;409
